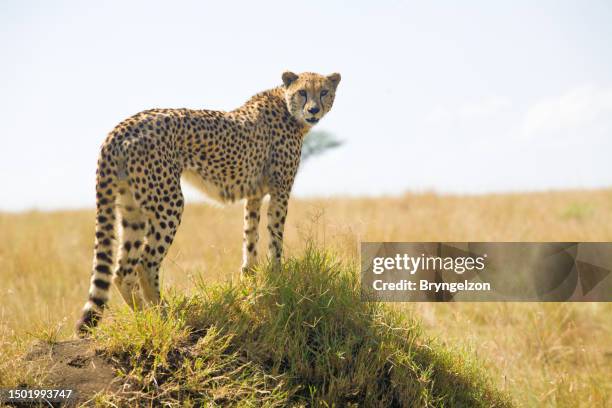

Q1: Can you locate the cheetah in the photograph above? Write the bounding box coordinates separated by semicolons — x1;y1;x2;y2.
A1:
76;71;341;334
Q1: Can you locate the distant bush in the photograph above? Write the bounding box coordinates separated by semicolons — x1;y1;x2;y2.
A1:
561;202;594;221
301;131;343;163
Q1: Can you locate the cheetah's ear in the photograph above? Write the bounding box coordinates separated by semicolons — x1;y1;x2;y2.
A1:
282;71;299;87
327;73;341;89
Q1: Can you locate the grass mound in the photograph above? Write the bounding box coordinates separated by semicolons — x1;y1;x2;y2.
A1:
92;247;512;407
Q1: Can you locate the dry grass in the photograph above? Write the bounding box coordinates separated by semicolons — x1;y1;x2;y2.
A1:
1;189;611;406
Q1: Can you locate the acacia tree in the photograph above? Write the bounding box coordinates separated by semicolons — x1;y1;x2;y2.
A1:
301;131;343;163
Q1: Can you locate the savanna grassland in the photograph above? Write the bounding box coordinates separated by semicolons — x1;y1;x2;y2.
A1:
1;189;611;406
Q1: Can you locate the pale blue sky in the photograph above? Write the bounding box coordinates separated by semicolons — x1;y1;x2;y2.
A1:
1;1;611;211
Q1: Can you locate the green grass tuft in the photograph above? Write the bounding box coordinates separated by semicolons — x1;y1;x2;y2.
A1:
93;246;513;407
561;202;594;221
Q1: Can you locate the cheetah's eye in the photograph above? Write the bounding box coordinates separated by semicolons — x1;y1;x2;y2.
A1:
320;90;328;97
298;90;307;97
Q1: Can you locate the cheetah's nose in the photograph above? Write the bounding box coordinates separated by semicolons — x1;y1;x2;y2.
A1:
308;107;320;114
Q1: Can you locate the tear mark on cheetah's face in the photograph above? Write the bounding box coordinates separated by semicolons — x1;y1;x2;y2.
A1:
282;71;341;126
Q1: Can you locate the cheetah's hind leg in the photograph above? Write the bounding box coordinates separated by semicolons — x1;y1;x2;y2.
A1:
241;196;263;278
137;203;184;306
113;183;147;310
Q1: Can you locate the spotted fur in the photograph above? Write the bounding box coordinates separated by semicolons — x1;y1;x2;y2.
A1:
76;71;341;334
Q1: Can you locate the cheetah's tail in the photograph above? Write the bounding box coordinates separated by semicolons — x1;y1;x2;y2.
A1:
76;154;120;336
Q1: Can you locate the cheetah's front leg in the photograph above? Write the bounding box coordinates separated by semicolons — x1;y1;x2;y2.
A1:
267;191;289;267
241;197;263;276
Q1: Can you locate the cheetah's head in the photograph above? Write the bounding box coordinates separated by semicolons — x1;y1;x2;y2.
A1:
282;71;341;126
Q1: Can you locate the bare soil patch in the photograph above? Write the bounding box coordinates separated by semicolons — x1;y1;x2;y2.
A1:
24;339;119;405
